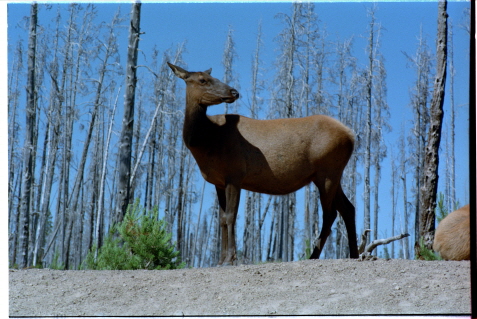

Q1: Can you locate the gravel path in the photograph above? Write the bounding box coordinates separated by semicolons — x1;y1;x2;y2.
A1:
9;259;471;316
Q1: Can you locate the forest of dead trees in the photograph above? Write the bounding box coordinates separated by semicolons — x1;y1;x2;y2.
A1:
8;2;469;269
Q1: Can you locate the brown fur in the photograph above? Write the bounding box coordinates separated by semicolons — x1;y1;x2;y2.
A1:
168;63;358;265
433;204;470;261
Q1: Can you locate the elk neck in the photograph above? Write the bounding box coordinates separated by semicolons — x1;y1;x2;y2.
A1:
183;97;214;148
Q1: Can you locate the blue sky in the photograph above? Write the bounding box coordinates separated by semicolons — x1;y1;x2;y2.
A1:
6;1;471;259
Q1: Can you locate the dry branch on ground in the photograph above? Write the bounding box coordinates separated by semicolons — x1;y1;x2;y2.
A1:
358;229;410;260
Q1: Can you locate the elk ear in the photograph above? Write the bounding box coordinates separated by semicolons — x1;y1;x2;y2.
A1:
204;68;212;75
167;62;190;80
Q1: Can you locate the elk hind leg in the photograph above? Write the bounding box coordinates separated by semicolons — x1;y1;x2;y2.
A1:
310;178;338;259
334;185;358;258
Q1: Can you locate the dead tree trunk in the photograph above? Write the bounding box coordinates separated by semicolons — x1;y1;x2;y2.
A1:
399;127;410;259
115;2;141;224
416;0;447;256
8;41;24;266
222;26;238;114
18;3;38;268
447;20;456;210
363;9;375;246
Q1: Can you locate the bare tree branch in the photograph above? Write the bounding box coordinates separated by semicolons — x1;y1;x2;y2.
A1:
358;229;410;260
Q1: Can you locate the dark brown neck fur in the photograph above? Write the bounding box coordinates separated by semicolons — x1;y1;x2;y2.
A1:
183;98;213;148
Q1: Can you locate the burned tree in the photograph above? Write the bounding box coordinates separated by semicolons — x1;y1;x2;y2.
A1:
416;0;448;256
115;2;141;225
18;3;38;268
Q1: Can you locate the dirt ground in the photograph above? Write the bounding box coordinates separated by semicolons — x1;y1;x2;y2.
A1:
9;259;471;317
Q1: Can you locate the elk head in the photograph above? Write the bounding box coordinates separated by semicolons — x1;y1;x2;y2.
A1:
167;63;239;107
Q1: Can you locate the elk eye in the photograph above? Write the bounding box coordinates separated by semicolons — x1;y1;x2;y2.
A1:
199;78;207;84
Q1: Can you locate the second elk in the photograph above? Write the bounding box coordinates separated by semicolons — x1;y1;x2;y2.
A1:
433;204;471;261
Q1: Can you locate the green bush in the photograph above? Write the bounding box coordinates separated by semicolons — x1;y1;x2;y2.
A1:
436;192;448;223
416;237;442;261
84;201;184;270
300;239;313;260
50;249;65;270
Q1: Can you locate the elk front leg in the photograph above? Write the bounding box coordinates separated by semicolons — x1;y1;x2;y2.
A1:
215;186;228;265
215;184;241;266
225;183;241;265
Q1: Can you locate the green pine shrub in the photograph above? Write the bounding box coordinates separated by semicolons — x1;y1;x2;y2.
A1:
50;249;65;270
417;237;442;261
436;192;449;223
84;200;185;270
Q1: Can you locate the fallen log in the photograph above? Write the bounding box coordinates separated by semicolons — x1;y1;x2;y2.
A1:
358;230;410;261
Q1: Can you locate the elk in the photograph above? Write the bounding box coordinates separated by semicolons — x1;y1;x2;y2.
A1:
433;204;470;261
168;63;358;265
